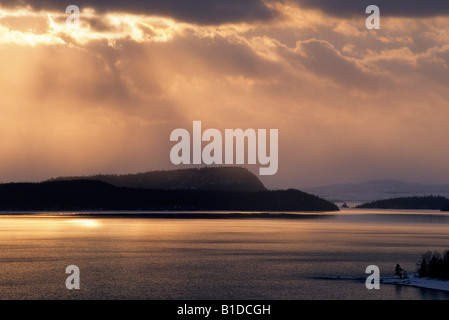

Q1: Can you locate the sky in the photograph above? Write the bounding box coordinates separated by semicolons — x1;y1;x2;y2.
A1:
0;0;449;189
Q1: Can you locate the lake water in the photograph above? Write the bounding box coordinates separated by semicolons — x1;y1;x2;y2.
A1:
1;209;449;300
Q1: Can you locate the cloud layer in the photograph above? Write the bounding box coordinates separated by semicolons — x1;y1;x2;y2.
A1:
294;0;449;17
1;0;278;24
0;3;449;188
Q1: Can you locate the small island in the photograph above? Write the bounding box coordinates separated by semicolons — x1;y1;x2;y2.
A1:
356;195;449;211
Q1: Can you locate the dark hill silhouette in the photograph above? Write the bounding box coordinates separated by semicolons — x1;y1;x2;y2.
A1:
48;167;266;192
0;180;338;212
356;195;449;210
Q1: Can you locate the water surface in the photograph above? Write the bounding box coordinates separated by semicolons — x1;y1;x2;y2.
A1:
0;209;448;300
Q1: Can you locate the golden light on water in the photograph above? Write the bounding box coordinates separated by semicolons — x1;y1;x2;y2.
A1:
66;219;101;228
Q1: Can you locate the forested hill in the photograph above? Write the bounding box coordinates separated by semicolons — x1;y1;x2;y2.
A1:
48;167;266;192
357;196;449;210
0;180;339;212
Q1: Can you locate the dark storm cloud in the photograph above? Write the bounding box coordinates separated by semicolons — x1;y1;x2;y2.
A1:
1;0;278;24
293;0;449;17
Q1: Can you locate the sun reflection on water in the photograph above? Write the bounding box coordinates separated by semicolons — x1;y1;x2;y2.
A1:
66;219;100;228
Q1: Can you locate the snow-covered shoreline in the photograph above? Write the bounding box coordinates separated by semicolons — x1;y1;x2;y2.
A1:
315;274;449;292
381;274;449;292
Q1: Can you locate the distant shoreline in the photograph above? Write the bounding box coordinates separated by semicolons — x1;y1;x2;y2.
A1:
0;211;338;220
0;180;339;212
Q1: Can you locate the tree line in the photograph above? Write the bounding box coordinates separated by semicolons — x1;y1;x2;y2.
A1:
417;250;449;279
